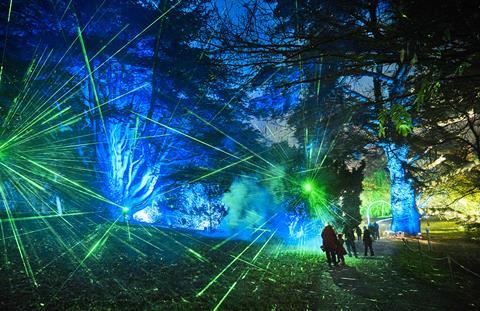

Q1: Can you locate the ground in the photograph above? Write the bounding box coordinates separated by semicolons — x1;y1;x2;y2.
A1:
0;215;479;310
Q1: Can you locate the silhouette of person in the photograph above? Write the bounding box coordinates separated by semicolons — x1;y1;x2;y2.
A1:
368;223;376;240
343;225;358;258
356;226;362;241
321;224;338;267
373;222;380;240
336;234;347;265
363;226;374;256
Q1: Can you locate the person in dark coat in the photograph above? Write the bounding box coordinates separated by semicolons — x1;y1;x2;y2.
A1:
336;234;347;265
368;223;376;240
355;226;362;241
321;224;338;267
373;222;380;240
363;226;375;256
343;225;358;258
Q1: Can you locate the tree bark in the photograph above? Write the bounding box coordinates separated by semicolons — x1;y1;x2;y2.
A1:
382;142;420;234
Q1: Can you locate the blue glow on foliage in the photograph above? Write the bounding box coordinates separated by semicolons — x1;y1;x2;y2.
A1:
133;206;159;223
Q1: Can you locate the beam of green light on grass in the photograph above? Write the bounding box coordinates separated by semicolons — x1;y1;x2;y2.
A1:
252;229;277;262
118;221;209;261
0;184;38;286
230;256;270;274
84;219;118;260
8;180;100;278
124;229;163;252
3;227;49;240
211;232;240;250
155;229;207;262
60;217;120;289
212;274;242;311
188;248;205;262
0;214;7;265
213;226;280;310
110;232;147;257
196;231;266;297
36;222;107;275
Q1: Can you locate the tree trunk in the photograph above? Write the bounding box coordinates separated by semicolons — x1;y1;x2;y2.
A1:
382;142;420;234
56;195;63;215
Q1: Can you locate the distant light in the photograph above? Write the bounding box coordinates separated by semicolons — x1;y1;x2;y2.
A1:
302;181;313;193
122;207;129;214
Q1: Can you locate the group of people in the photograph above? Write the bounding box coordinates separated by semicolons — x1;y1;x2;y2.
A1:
321;223;376;267
368;222;381;240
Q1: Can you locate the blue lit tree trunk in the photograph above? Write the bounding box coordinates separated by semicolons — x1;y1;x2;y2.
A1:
79;62;161;220
380;63;420;235
382;143;420;234
96;119;171;221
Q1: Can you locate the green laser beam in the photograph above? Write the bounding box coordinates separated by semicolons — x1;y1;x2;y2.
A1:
196;231;265;297
158;156;254;197
252;229;277;262
19;156;123;208
0;184;38;287
188;109;278;169
60;217;120;289
0;212;96;223
212;272;243;311
76;25;106;134
7;1;13;28
133;111;277;178
5;84;146;151
26;0;183;128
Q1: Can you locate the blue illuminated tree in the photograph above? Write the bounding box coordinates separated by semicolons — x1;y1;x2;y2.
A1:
68;0;264;222
212;0;425;233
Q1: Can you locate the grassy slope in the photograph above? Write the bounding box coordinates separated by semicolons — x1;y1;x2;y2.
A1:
0;216;477;310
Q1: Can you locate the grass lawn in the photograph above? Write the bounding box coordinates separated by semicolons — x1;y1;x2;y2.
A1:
0;215;478;310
